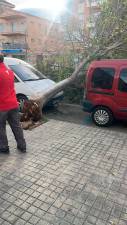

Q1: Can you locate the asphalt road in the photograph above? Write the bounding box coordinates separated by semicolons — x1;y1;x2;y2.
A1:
44;103;127;133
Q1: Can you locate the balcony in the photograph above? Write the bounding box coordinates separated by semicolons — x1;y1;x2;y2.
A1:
2;43;28;50
1;42;28;55
0;14;26;20
1;31;26;36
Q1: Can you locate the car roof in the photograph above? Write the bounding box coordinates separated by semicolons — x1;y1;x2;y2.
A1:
4;57;29;66
90;59;127;67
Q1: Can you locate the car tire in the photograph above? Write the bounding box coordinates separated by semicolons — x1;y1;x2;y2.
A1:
92;106;114;127
17;95;28;112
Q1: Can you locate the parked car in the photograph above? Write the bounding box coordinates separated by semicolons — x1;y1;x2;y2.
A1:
4;57;63;111
83;59;127;126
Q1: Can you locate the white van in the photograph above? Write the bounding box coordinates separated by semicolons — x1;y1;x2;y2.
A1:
4;57;63;110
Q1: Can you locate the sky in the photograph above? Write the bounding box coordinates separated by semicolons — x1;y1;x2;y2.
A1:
9;0;67;16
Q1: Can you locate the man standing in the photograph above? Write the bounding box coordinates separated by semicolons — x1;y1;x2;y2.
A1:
0;55;26;153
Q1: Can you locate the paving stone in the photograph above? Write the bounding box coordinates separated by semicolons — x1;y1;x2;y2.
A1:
73;217;84;225
2;222;12;225
24;223;32;225
81;204;91;213
99;211;110;221
20;202;31;211
6;214;18;223
95;219;107;225
37;220;50;225
56;209;66;218
90;208;100;217
40;202;51;211
21;212;32;221
64;213;75;223
48;206;58;215
35;208;45;218
86;215;97;224
43;212;58;223
28;215;40;224
0;218;4;224
14;218;26;225
27;206;38;214
60;221;71;225
77;210;87;219
13;208;25;217
1;211;11;220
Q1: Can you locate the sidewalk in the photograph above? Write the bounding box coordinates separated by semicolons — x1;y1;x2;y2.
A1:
0;120;127;225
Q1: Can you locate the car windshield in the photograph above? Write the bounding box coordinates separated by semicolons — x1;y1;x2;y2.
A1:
9;64;46;81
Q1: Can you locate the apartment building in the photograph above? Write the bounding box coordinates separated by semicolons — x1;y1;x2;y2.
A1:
73;0;101;27
62;0;101;28
0;0;64;63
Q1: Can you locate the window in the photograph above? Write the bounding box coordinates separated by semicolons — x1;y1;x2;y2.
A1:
11;22;17;32
14;76;19;83
79;14;84;24
9;64;46;82
92;68;115;90
0;24;4;32
118;69;127;93
20;22;26;32
78;3;84;14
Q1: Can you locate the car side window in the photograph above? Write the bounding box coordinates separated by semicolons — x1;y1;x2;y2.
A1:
91;67;115;90
14;76;19;83
118;69;127;93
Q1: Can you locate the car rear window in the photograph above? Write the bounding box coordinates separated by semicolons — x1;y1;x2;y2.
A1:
118;69;127;93
92;67;115;90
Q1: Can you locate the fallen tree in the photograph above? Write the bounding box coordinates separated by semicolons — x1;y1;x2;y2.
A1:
31;42;123;106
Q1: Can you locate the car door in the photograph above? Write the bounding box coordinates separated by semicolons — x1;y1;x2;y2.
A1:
115;67;127;119
88;66;116;110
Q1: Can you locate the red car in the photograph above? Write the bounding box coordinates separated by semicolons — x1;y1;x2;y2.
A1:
83;59;127;126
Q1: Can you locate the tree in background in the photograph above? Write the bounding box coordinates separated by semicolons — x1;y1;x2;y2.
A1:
34;0;127;111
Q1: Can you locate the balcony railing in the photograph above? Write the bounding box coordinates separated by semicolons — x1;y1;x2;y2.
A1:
2;43;28;49
0;14;26;20
1;31;26;36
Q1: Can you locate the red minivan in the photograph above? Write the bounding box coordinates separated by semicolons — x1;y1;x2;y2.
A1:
83;60;127;126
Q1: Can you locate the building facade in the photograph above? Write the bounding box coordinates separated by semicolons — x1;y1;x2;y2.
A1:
65;0;103;28
0;0;64;64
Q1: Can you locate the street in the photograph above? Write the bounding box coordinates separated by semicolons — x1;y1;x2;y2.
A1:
44;103;127;133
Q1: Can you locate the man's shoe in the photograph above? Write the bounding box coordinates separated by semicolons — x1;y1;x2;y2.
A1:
0;148;9;154
17;146;26;153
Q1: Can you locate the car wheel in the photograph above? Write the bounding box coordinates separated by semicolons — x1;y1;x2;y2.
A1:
92;106;114;127
17;95;28;112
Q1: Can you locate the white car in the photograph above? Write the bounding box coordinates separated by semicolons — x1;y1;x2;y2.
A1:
4;57;63;110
